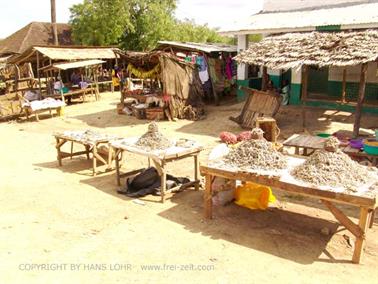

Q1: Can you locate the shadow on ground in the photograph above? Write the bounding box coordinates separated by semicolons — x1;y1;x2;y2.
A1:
158;190;345;265
72;109;150;128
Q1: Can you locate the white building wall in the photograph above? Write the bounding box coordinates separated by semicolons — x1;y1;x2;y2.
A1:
291;68;302;84
237;34;248;80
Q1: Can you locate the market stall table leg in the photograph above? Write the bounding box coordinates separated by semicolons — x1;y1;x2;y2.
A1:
200;165;376;264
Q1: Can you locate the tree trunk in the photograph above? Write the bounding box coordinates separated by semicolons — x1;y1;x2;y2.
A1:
51;0;58;46
301;65;308;130
261;66;268;91
353;63;368;137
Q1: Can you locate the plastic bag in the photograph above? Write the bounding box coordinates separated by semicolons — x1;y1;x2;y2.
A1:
235;182;276;210
212;177;236;206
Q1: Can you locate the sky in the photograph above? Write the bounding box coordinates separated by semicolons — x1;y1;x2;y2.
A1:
0;0;263;38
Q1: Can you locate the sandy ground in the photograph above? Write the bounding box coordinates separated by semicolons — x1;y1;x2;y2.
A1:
0;92;378;284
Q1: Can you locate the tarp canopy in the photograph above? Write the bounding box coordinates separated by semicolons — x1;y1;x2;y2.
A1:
157;41;237;53
8;46;120;64
52;59;105;70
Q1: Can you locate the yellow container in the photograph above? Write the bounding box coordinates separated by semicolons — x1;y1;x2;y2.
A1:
235;182;276;210
57;106;64;116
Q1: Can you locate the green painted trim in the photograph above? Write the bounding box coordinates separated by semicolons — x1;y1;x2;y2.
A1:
328;81;378;101
249;78;262;90
305;101;378;115
290;83;301;105
236;79;250;102
269;74;281;90
316;25;341;31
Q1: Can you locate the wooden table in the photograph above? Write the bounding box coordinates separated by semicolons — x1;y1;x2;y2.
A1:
110;138;203;203
283;134;326;156
201;161;377;264
24;105;62;121
283;134;378;165
54;131;115;176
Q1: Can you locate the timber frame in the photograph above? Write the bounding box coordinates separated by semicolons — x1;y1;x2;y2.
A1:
110;141;203;203
201;164;377;264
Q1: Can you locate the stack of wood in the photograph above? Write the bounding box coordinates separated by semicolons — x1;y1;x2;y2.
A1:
0;92;22;119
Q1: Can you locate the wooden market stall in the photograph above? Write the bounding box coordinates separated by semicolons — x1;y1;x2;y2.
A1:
7;45;120;100
156;41;238;105
234;30;378;137
116;50;205;121
38;59;105;102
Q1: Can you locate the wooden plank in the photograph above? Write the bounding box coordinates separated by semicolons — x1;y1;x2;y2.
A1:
261;66;268;91
200;165;376;207
352;207;369;264
301;65;309;130
353;63;368;137
283;134;325;149
342;68;347;103
115;149;123;186
321;200;363;238
160;162;167;203
60;151;88;158
204;174;213;219
194;154;200;191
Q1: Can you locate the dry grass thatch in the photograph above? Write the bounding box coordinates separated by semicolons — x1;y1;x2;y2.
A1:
0;22;72;57
234;30;378;70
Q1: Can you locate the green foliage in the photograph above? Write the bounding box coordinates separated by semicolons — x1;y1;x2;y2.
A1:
248;34;263;43
69;0;233;50
170;19;234;45
70;0;132;46
120;0;177;51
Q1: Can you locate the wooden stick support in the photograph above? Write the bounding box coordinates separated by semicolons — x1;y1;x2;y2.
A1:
353;63;368;138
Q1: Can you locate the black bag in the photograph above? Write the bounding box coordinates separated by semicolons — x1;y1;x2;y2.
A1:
126;167;159;193
119;167;191;198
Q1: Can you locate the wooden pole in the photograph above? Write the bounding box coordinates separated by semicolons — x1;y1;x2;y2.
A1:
353;63;368;138
51;0;58;45
261;66;268;91
36;51;42;99
341;68;347;103
301;65;308;130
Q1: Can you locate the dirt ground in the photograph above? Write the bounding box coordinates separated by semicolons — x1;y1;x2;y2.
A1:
1;92;378;284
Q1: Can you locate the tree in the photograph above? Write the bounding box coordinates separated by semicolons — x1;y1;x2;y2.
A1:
70;0;132;46
171;19;233;44
120;0;177;51
69;0;233;50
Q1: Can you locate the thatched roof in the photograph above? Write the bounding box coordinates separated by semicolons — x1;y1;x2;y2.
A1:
116;50;195;69
8;46;120;64
234;29;378;70
0;22;72;56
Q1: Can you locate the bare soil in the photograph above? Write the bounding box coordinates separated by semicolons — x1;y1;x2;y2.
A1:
1;92;378;284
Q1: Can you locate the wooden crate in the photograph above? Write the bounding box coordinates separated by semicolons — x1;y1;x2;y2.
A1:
255;117;279;142
132;106;146;119
146;107;165;120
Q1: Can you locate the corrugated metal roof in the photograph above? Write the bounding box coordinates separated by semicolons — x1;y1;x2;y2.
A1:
53;59;105;70
222;2;378;34
34;46;118;60
157;41;237;53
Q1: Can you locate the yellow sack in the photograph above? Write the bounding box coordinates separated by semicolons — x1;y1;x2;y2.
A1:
235;182;276;210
